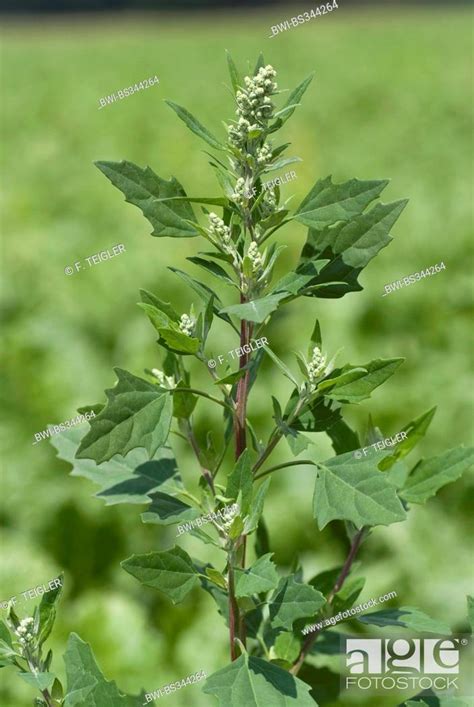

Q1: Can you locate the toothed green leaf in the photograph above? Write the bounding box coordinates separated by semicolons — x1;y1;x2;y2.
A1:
76;369;172;463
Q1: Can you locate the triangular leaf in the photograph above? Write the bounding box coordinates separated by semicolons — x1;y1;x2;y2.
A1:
234;554;280;598
269;575;325;630
220;293;287;323
202;653;317;706
76;369;173;463
313;450;407;529
19;672;56;692
121;546;200;604
95;160;198;238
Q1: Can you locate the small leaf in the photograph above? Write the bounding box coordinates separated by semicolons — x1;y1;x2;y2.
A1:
202;653;317;707
269;575;326;630
166;100;225;151
121;546;200;604
19;672;56;692
0;620;12;648
244;478;271;534
220;293;287;323
51;678;64;701
332;576;365;614
234;554;279;598
157;326;200;355
227;515;244;540
205;568;228;590
226;450;253;516
76;369;173;463
264;156;302;174
214;367;249;386
269;73;314;129
37;573;63;646
273;632;301;663
253;53;265;74
226;50;243;93
284;428;312;456
313;449;407;529
379;406;437;470
310;319;322;348
358;606;451;634
320;358;404;404
0;621;18;666
172;380;198;419
264;346;299;386
400;446;474;504
139;289;179;322
137;302;169;331
95;160;198;238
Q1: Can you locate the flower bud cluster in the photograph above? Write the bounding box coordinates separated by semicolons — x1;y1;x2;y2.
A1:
247;242;264;274
259;186;279;219
231;177;249;206
307;346;327;387
209;212;231;243
15;617;35;647
228;118;259;149
228;65;277;148
208;213;239;265
256;144;273;166
179;313;195;337
151;369;176;389
264;187;277;209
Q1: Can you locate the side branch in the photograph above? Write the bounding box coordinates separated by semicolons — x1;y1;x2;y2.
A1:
290;527;366;675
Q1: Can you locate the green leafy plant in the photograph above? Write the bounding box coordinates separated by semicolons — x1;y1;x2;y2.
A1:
26;54;471;705
0;577;144;705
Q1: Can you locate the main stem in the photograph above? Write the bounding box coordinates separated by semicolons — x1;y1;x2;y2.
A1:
235;301;251;458
290;527;366;675
227;559;240;661
228;300;252;660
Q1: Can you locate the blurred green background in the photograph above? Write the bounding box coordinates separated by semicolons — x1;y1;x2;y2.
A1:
1;5;473;706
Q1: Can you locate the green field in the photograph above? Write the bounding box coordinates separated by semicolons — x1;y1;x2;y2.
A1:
1;6;473;705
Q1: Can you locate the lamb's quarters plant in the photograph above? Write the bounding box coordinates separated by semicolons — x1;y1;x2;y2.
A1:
0;577;145;706
34;54;472;705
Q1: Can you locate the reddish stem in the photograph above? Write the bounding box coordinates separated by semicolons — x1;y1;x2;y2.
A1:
227;562;240;661
230;298;253;656
290;528;366;675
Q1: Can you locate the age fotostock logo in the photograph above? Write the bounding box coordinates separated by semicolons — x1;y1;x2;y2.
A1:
344;637;468;694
